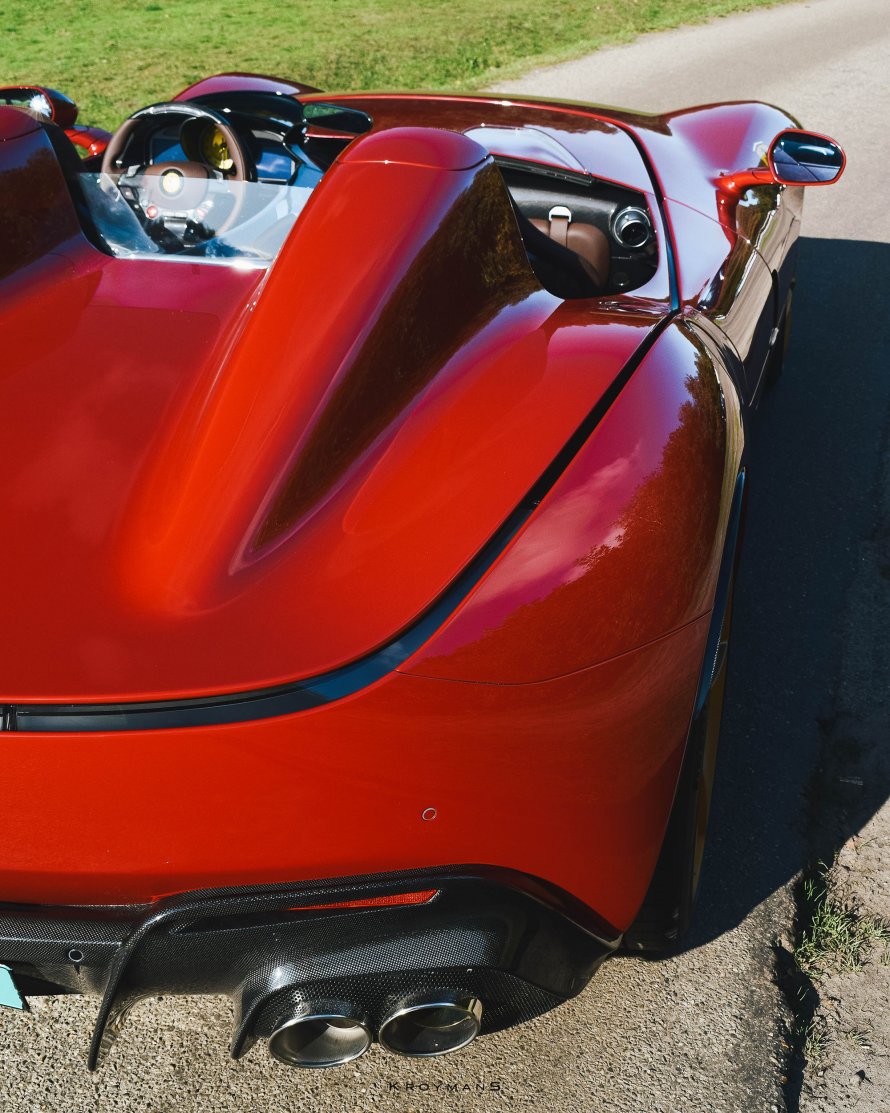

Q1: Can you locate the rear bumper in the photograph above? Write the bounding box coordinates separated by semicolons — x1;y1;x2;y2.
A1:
0;868;617;1069
0;615;709;924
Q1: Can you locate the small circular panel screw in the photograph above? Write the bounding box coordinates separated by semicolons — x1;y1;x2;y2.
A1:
68;949;84;964
421;807;437;821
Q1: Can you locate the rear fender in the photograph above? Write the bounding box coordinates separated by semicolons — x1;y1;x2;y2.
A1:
402;318;744;683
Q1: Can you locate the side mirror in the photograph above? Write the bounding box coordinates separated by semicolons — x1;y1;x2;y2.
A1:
716;128;845;199
714;127;845;238
768;129;845;185
0;84;78;129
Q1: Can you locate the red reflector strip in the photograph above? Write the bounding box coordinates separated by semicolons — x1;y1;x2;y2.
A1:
287;889;439;912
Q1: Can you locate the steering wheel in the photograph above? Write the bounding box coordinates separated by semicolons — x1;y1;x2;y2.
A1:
100;101;254;239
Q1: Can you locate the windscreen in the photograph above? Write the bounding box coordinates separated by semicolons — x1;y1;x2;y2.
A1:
78;172;317;264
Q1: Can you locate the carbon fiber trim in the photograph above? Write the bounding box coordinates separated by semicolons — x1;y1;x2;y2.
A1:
0;869;618;1069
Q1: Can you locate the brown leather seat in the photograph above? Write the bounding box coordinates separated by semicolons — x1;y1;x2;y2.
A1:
529;206;610;290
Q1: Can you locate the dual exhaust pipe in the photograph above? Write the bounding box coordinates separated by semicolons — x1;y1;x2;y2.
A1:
267;993;483;1069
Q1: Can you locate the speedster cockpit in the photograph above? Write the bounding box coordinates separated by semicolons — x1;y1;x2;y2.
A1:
73;93;372;264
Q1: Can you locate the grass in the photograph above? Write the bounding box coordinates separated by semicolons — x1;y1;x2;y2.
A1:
1;0;793;130
842;1028;872;1050
795;863;890;979
777;861;888;1084
797;1015;828;1070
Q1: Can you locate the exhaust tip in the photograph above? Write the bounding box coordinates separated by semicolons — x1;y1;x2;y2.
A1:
379;994;483;1058
268;1003;372;1069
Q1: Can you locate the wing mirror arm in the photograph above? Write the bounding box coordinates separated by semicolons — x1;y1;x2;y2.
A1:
65;125;112;159
714;166;775;198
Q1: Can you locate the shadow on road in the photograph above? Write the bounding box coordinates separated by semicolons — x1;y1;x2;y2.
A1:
681;236;890;952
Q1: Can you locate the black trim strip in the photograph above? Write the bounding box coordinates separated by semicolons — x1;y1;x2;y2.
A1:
614;127;680;313
693;468;746;717
11;313;675;733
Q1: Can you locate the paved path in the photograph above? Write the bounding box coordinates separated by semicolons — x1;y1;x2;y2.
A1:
2;1;888;1110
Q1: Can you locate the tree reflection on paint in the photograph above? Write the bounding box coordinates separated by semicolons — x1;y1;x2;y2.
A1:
417;342;727;681
256;161;539;545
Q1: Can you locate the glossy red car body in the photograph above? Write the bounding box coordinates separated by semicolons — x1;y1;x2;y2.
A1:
0;73;844;1066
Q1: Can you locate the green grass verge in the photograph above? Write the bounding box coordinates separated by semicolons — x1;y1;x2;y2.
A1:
2;0;792;130
795;864;890;979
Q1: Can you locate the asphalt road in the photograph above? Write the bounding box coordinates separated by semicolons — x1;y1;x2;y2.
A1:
3;1;889;1110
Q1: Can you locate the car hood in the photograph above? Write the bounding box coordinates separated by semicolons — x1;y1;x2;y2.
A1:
1;131;667;702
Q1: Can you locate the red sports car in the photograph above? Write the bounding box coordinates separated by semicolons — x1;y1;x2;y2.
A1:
0;73;843;1070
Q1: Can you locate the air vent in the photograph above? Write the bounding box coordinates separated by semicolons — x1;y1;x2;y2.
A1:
612;206;652;249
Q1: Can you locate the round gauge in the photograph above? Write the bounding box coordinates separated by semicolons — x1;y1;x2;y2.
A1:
200;124;233;172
